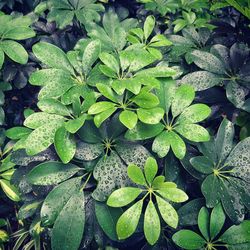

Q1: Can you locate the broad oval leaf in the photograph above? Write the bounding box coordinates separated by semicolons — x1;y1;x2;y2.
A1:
198;207;209;241
116;200;143;240
107;187;142;207
156;187;188;203
144;200;160;245
144;157;158;185
51;192;85;250
27;161;80;185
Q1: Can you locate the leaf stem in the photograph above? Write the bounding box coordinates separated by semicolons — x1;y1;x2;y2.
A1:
80;172;92;192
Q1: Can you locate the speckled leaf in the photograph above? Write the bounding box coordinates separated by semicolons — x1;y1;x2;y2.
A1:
92;152;129;201
115;143;151;169
82;40;101;75
144;15;155;40
99;52;119;74
29;69;71;87
225;137;250;183
24;112;65;129
25;119;64;155
144;200;160;245
54;127;76;164
27;161;80;185
220;179;245;223
171;85;195;117
135;66;176;78
74;141;103;161
137;107;164;124
107;187;142;207
175;124;210;142
177;104;211;124
215;118;234;163
51;192;85;250
190;50;226;74
41;177;82;226
32;42;74;74
1;40;28;64
156;195;178;229
38;99;71;116
181;71;222;91
116;200;143;240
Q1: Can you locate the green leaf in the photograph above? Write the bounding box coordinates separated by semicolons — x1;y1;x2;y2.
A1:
177;104;211;124
5;127;31;140
144;157;158;185
32;42;74;73
174;19;188;33
172;230;206;249
95;202;122;241
181;71;222;91
215;118;234;163
4;27;35;40
144;200;160;245
168;131;186;159
0;179;20;202
64;115;87;134
137;107;164;124
225;137;250;183
27;161;80;185
135;66;176;78
156;195;178;228
116;200;143;240
94;107;117;127
37;99;71;116
107;187;142;207
77;120;102;143
125;122;164;140
24;112;64;129
96;83;118;102
198;207;209;241
175;124;210;142
190;156;214;174
178;198;205;226
150;34;172;47
155;78;176;113
119;110;138;129
190;50;226;74
51;192;85;250
127;164;147;185
157;187;188;203
99;52;120;74
144;15;155;40
41;178;82;226
220;220;250;244
1;40;28;64
171;84;195;117
133;92;159;108
0;49;4;69
88;101;116;115
18;200;42;220
152;131;171;158
54;127;76;163
25;120;64;155
82;40;101;75
210;203;225;240
201;175;220;208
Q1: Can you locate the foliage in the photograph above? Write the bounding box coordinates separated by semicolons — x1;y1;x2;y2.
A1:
173;204;250;249
0;1;250;249
107;157;188;245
